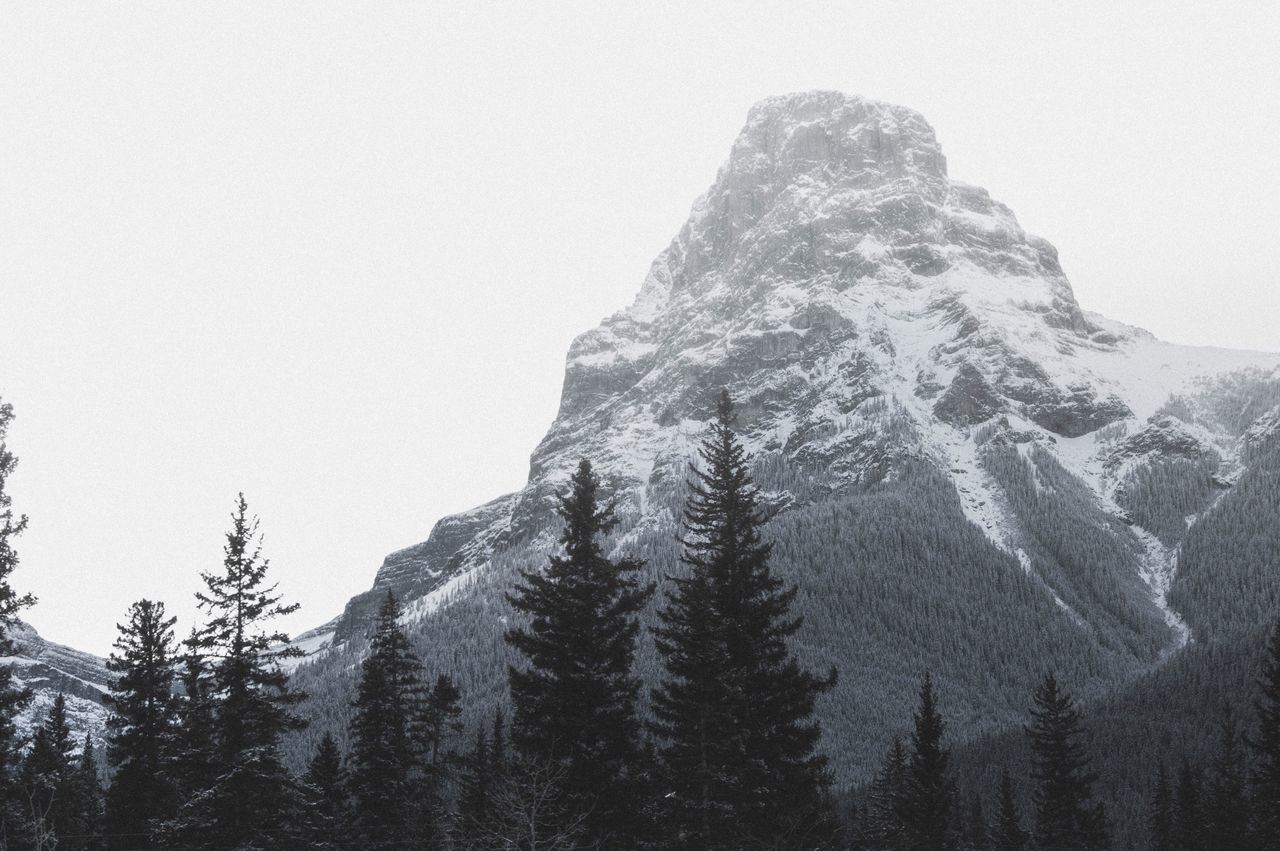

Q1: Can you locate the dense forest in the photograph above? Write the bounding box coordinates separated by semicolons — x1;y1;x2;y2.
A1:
1;392;1278;849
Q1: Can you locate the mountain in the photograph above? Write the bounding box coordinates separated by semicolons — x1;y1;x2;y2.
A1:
4;620;111;750
288;91;1280;791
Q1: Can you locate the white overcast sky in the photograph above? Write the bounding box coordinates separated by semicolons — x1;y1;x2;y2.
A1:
2;2;1277;655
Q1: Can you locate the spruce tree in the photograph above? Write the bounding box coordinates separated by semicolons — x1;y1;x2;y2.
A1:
1251;620;1280;845
864;737;909;850
456;725;493;848
0;400;36;839
1025;673;1108;850
167;639;218;802
300;732;348;849
20;694;76;848
652;390;837;849
904;672;951;849
1204;704;1248;848
506;458;654;846
170;494;307;848
990;769;1027;851
1148;764;1172;851
347;591;428;846
103;599;180;848
70;733;102;851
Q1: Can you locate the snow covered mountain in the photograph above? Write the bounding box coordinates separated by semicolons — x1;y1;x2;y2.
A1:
5;621;110;750
289;91;1280;779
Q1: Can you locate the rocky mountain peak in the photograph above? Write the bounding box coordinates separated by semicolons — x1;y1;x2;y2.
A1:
322;91;1280;659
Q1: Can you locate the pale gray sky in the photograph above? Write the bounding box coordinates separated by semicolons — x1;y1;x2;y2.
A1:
2;2;1277;655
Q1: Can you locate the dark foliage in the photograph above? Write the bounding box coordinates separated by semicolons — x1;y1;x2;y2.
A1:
651;391;837;849
506;458;654;847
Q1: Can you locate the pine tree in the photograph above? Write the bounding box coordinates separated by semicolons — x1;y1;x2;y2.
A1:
347;591;428;846
1147;764;1172;851
20;694;76;848
0;400;36;840
103;599;180;849
506;458;654;846
1204;704;1249;848
167;639;218;801
70;733;103;851
1025;673;1108;850
652;390;837;849
456;725;493;848
170;494;307;848
864;737;909;850
990;769;1027;851
1251;620;1280;845
903;672;951;849
300;732;348;849
1173;760;1202;851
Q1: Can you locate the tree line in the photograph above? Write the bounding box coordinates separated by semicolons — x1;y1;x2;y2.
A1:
1;392;1279;849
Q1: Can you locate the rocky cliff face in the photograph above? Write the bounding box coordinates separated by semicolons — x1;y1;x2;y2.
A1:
4;621;110;751
292;92;1280;779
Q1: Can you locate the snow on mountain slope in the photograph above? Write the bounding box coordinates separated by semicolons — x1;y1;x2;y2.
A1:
5;621;110;750
291;92;1280;777
322;91;1276;642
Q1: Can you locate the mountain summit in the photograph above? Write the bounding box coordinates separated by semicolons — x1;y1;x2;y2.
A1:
291;92;1280;782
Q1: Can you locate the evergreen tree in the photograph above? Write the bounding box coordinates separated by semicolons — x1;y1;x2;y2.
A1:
1025;673;1108;850
20;694;76;848
456;725;493;848
300;732;348;849
70;733;103;851
103;599;180;849
864;737;909;850
1147;764;1172;851
1173;760;1202;851
0;400;36;840
347;591;428;846
422;672;463;768
1251;620;1280;846
651;390;837;849
990;769;1027;851
169;494;307;848
903;672;951;849
1204;704;1249;849
506;458;654;847
167;639;218;802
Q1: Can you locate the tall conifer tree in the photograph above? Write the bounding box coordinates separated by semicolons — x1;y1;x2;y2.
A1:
170;494;307;848
990;769;1027;851
20;694;77;848
1025;673;1108;850
103;599;180;848
347;591;428;846
864;737;909;850
300;732;348;849
506;458;654;847
904;672;951;849
651;390;837;849
0;400;35;839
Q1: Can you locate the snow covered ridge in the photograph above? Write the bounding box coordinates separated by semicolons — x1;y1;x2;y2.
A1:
311;90;1280;654
284;94;1279;782
3;621;111;752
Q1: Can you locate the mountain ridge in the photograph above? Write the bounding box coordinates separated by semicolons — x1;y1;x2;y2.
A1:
285;91;1280;784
